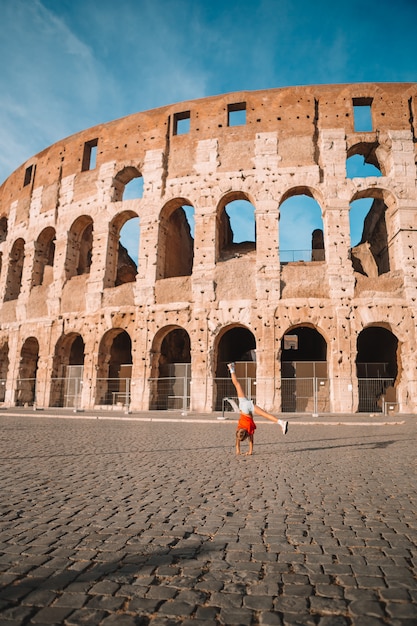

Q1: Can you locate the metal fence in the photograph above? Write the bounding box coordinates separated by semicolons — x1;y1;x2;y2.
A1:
280;249;325;263
148;377;190;410
1;375;396;413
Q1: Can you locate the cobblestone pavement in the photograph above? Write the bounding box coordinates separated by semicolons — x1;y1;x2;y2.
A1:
0;410;416;626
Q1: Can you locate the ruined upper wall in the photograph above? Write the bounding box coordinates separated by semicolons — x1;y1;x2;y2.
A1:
1;82;416;218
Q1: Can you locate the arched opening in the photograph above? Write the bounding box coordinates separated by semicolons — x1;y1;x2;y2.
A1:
150;327;191;410
217;195;256;261
4;238;25;302
16;337;39;407
214;326;256;410
106;212;139;288
31;227;56;288
96;330;132;407
346;142;382;178
123;177;144;200
50;333;85;408
0;341;9;402
157;200;194;279
279;192;324;263
0;217;8;243
356;326;398;412
281;326;328;413
112;166;143;202
65;216;93;280
350;192;391;277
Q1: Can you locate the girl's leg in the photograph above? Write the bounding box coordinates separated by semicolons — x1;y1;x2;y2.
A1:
227;363;246;398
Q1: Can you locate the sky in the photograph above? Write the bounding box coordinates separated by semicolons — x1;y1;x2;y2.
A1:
1;0;416;256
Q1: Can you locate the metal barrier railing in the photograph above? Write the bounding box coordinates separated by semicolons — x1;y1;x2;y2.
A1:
280;249;325;263
148;377;190;410
1;376;396;413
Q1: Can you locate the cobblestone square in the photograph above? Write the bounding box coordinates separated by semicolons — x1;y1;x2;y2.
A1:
0;411;416;625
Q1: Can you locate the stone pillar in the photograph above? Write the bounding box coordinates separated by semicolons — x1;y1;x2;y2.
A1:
255;198;280;303
192;194;217;306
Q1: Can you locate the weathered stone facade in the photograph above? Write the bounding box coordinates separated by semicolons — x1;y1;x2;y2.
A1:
0;82;416;413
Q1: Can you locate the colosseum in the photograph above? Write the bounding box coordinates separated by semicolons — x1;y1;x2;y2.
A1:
0;82;416;415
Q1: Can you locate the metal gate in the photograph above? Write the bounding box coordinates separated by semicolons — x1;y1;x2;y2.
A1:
281;377;329;413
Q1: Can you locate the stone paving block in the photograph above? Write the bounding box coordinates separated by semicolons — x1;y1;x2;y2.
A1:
86;594;125;611
157;599;195;617
53;591;89;608
127;595;161;612
194;579;223;592
146;585;177;600
21;588;58;606
0;605;35;623
273;595;309;613
218;607;253;625
310;595;348;615
348;599;386;618
258;610;283;625
88;580;120;595
243;593;274;610
29;606;74;623
281;610;317;625
181;617;219;626
378;587;411;602
317;617;350;626
355;575;387;589
346;616;387;626
283;583;314;597
385;601;417;619
0;583;33;603
65;608;108;625
194;605;220;620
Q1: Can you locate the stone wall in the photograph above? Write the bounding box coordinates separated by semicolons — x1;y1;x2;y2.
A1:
0;82;416;413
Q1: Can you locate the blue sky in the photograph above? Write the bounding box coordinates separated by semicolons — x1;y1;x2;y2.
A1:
1;0;416;255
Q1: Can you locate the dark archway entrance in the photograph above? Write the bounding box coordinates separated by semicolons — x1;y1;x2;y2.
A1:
0;341;9;402
50;333;85;408
215;326;256;410
16;338;39;407
151;327;191;410
96;330;133;407
356;327;398;412
281;326;328;413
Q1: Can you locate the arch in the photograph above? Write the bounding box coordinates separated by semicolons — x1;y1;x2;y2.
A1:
96;329;133;406
157;199;194;279
16;337;39;407
216;192;256;261
346;141;383;177
65;216;93;280
31;226;56;288
0;216;7;244
0;340;9;402
349;187;397;276
50;333;85;407
281;325;328;412
279;189;325;263
356;326;399;413
150;326;191;410
105;211;139;288
112;166;143;202
4;238;25;302
214;325;256;410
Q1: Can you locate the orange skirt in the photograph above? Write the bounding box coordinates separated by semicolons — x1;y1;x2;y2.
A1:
237;413;256;435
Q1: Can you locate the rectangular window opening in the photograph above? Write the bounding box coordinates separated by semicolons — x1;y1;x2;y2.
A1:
173;111;191;135
353;97;373;132
23;164;35;187
228;102;246;127
82;138;98;171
